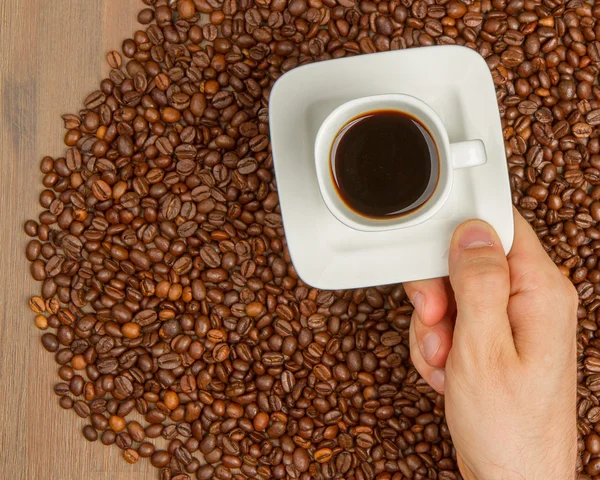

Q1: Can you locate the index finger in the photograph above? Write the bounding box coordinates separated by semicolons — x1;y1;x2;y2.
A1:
404;278;451;326
507;208;569;294
506;208;578;359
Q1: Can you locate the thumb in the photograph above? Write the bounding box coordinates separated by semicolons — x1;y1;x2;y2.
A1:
448;220;515;359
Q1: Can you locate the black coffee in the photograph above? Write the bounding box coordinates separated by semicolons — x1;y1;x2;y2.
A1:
331;110;439;219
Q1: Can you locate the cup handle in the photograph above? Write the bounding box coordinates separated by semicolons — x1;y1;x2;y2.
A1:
450;139;487;169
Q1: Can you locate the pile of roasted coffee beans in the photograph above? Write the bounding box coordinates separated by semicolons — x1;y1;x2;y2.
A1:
23;0;600;478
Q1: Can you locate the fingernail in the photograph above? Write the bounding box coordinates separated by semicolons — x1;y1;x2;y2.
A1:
457;221;495;249
429;368;445;393
412;291;425;320
422;333;441;361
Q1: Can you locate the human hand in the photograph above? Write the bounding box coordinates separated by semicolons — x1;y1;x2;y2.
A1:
404;211;578;479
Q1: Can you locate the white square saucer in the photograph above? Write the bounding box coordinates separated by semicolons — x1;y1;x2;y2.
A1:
269;46;514;290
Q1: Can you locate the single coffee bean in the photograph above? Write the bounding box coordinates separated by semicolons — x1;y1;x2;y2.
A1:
29;296;46;313
82;425;98;442
123;448;139;464
314;448;333;463
106;51;122;69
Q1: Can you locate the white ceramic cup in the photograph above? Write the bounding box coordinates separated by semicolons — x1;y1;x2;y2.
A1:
314;93;488;231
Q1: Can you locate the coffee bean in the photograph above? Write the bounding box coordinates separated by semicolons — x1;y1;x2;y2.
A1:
518;100;538;115
41;333;59;352
106;51;122;69
157;353;182;370
381;330;402;346
151;450;171;468
588;41;600;62
314;448;333;463
82;425;98;442
29;296;46;313
73;400;91;419
573;123;592;138
114;376;133;397
281;370;296;392
587;109;600;125
123;448;139;464
91;180;111;201
196;465;214;480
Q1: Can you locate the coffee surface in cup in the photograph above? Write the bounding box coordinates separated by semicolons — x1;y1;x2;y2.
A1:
331;110;439;219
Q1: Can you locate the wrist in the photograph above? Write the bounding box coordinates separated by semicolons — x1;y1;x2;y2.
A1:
464;462;575;480
459;453;575;480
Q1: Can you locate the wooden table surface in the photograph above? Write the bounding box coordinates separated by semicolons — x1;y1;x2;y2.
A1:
0;1;160;478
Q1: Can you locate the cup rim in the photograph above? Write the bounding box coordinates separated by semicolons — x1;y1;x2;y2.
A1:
314;93;453;232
